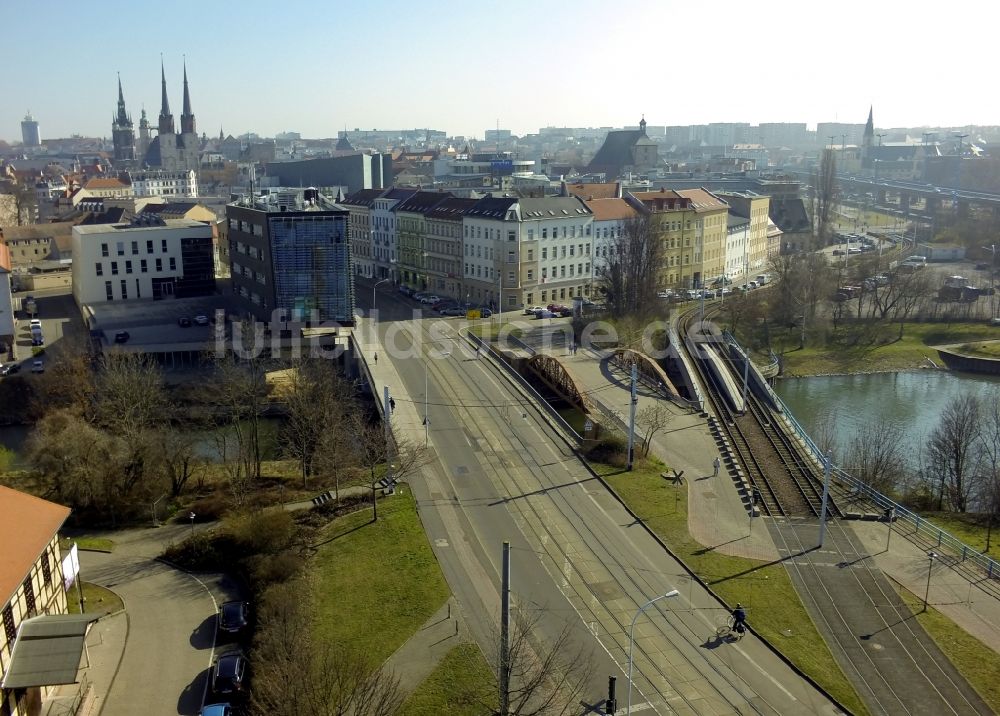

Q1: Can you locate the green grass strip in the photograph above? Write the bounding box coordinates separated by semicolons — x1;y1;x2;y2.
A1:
598;461;869;716
400;642;497;716
311;490;450;663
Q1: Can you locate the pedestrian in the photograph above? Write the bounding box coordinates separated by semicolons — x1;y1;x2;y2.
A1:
713;456;721;477
374;352;378;365
389;397;396;412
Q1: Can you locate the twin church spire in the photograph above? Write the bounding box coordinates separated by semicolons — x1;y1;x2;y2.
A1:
113;59;197;166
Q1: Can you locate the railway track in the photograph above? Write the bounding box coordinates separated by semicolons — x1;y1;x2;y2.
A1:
677;304;836;517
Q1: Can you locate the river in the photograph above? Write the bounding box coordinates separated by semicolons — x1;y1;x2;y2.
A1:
773;369;1000;468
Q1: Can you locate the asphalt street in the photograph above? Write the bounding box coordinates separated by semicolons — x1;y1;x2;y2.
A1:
364;284;844;715
79;524;242;716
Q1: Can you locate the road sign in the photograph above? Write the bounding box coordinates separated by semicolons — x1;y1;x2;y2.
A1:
584;419;593;432
466;309;481;320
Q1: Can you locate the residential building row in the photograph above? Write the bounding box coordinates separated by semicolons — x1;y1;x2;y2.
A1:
341;184;778;309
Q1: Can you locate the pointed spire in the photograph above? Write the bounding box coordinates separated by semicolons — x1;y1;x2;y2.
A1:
182;57;192;117
117;73;125;105
158;56;175;135
864;106;874;138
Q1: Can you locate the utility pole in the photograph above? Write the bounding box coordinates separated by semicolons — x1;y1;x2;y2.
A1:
627;363;638;470
499;541;511;716
818;452;832;547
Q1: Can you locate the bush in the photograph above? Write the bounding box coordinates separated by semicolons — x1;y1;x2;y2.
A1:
228;510;295;555
584;434;628;465
249;551;305;587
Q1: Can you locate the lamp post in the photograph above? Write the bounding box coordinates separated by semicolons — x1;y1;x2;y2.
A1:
424;349;450;446
924;551;937;611
373;277;390;314
627;589;679;715
189;511;196;537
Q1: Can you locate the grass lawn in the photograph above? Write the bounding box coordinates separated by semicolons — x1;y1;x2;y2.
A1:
922;512;1000;558
66;582;123;617
775;322;1000;376
60;536;115;553
311;489;450;663
400;642;496;716
596;459;869;716
954;341;1000;359
893;581;1000;712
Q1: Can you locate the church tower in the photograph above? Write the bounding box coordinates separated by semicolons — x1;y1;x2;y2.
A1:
862;106;874;169
111;74;135;163
137;107;151;165
180;59;196;135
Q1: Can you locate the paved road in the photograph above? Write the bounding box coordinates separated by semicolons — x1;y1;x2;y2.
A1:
360;286;844;715
78;524;242;716
770;520;990;716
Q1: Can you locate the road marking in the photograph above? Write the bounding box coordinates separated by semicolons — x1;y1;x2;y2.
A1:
732;642;797;700
562;556;572;588
184;571;219;710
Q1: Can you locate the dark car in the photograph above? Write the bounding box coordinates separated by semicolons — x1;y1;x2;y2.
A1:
114;331;130;344
1;363;21;376
477;307;493;318
212;653;246;694
178;316;192;327
194;314;210;326
441;306;467;316
432;299;457;311
559;307;574;317
218;601;250;634
199;705;232;716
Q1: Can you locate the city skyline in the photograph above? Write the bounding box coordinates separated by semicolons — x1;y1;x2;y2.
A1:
3;0;999;144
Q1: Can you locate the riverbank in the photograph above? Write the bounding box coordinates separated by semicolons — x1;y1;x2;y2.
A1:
774;321;999;376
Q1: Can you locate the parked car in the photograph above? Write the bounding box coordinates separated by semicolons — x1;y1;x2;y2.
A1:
398;285;414;296
432;299;457;311
848;247;862;254
535;309;555;319
1;363;21;376
194;315;210;326
559;307;574;317
441;306;467;316
477;307;493;318
212;653;246;694
546;303;567;313
199;705;232;716
31;360;44;374
524;305;544;315
29;319;41;329
114;331;130;344
177;316;192;327
832;249;846;256
419;295;441;305
218;601;250;634
412;292;430;301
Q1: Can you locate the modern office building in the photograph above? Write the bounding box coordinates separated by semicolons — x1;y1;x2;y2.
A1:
19;113;40;148
71;217;216;305
226;189;354;325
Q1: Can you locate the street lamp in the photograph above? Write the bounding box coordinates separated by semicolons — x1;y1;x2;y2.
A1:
627;589;679;715
924;551;937;611
373;278;391;314
424;349;451;446
189;511;196;537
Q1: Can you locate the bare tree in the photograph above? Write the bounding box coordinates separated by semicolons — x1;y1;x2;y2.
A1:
810;409;840;461
814;148;838;245
594;214;661;318
980;390;1000;551
926;394;983;512
768;253;835;348
282;358;355;488
4;178;37;226
251;579;403;716
844;416;907;494
353;417;430;521
636;403;674;457
152;429;205;497
493;607;595;716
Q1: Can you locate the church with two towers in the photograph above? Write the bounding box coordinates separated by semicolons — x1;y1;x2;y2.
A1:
111;61;200;172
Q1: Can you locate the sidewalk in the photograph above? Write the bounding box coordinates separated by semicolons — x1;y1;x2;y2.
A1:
559;344;781;561
384;596;472;696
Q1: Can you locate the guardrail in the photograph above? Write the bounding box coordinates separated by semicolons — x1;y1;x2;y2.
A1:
464;331;582;443
769;377;1000;584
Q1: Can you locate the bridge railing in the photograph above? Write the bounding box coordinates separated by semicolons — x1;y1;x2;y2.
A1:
768;372;1000;583
464;331;582;443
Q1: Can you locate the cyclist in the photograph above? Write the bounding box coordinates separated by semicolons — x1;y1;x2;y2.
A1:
732;603;747;634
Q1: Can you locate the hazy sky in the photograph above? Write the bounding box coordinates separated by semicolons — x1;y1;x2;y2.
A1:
3;0;998;143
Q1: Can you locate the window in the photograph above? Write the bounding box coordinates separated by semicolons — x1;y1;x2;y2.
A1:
116;241;124;256
135;278;141;299
527;249;533;260
41;551;51;587
507;251;515;262
542;228;548;239
125;260;133;274
527;293;533;304
131;240;139;255
95;262;103;276
542;268;548;278
542;248;548;260
101;243;109;257
111;261;119;275
105;281;113;301
508;271;515;282
570;245;575;257
561;247;566;258
161;239;168;253
140;259;147;273
527;269;534;280
2;604;15;645
169;257;177;271
146;240;154;254
120;280;128;300
571;226;576;238
508;230;516;241
155;258;162;271
528;230;534;240
22;576;35;616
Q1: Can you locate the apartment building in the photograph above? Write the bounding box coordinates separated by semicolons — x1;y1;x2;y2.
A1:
131;169;198;198
717;192;771;278
0;487;72;716
517;197;593;308
423;197;476;299
71;217;216;305
340;189;381;279
586;197;639;291
371;188;415;280
395;191;449;291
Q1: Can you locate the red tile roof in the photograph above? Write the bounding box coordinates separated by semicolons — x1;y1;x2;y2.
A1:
563;182;620;200
84;177;128;190
0;487;70;605
585;198;638;222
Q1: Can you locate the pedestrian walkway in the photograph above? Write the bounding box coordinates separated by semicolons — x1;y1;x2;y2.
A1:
384;596;472;696
559;344;781;562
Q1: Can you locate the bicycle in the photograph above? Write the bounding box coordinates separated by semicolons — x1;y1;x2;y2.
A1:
716;614;746;641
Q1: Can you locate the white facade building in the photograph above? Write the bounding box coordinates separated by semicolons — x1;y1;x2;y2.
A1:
725;215;750;280
131;169;198;198
71;218;215;306
371;189;415;280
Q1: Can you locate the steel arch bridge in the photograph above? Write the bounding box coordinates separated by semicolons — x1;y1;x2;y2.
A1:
610;348;680;399
525;354;592;415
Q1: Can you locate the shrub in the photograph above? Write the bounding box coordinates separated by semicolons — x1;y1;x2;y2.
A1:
584;434;628;465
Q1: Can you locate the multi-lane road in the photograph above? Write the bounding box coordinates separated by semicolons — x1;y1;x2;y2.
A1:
365;286;843;715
